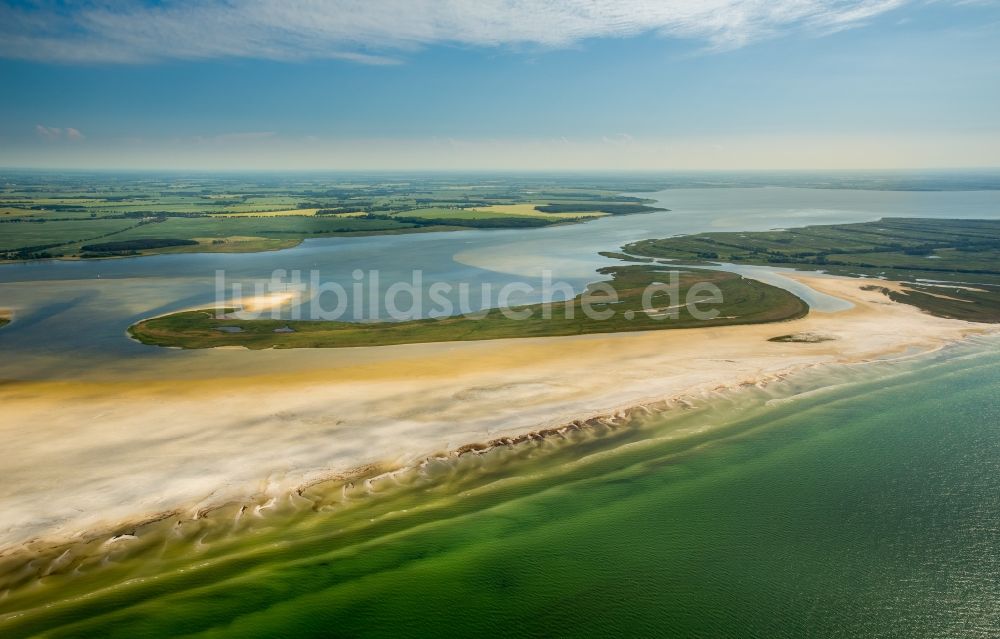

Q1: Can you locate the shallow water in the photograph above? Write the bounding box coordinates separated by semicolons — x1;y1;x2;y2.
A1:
2;341;997;637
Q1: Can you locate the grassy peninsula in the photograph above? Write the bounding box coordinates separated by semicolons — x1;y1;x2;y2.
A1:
625;218;1000;322
128;266;807;349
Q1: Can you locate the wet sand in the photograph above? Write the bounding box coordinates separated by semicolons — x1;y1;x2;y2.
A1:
0;274;994;554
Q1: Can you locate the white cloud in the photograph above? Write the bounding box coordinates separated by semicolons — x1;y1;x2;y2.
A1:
35;125;62;141
1;0;910;64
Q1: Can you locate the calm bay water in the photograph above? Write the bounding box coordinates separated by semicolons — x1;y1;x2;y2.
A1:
2;342;998;637
1;186;1000;378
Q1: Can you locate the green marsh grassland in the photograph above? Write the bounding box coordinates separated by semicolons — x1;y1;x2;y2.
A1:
625;218;1000;322
128;266;807;349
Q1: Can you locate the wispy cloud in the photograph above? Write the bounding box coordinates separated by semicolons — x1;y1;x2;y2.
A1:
35;125;85;141
0;0;910;64
35;125;61;141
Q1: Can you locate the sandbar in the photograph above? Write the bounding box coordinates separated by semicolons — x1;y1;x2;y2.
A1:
0;274;994;555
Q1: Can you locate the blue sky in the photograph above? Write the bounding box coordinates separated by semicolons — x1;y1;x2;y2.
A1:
1;0;999;170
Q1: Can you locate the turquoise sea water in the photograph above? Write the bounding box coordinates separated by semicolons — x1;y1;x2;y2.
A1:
3;341;998;637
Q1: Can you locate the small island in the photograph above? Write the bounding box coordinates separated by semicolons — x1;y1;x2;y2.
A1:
128;266;808;349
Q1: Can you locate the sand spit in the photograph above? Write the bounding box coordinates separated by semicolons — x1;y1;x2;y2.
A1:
0;274;995;559
0;377;800;596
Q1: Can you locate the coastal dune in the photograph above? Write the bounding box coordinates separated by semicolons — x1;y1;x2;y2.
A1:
0;274;993;557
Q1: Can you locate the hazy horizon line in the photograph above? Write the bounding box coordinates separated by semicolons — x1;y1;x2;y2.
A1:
3;166;999;174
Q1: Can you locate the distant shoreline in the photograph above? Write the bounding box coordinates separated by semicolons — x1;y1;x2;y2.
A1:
0;172;665;262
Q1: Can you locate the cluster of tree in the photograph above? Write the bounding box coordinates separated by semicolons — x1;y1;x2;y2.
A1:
197;198;244;206
79;251;140;258
28;204;89;212
1;250;56;260
2;241;64;259
102;195;151;202
120;211;206;219
314;207;362;215
80;238;198;252
955;241;1000;252
413;198;494;207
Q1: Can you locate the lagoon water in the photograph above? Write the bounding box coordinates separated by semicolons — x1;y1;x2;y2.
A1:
1;186;999;378
2;342;998;637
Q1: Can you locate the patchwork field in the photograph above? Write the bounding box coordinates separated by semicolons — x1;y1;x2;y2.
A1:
0;174;664;260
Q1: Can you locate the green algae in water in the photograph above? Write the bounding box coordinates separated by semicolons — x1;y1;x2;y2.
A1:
2;343;999;638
